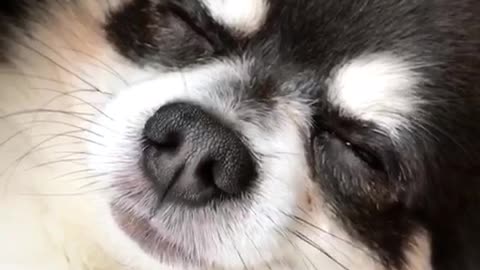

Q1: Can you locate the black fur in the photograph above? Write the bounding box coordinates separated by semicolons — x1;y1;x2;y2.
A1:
105;0;238;68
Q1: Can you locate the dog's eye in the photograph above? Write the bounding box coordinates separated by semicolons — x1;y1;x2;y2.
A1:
161;3;215;48
312;119;387;174
311;116;403;205
106;0;223;68
342;140;385;172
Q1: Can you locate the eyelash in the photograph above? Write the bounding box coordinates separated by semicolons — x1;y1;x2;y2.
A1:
314;121;385;172
165;3;216;47
343;140;385;172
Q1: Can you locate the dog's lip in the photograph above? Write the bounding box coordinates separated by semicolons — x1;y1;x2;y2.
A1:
111;204;200;266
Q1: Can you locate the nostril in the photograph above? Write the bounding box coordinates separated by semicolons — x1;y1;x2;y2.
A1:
141;102;258;206
214;149;257;195
145;131;183;153
195;158;217;190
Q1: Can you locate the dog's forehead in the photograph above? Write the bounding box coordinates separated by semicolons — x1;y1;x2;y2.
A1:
201;0;420;125
107;0;425;133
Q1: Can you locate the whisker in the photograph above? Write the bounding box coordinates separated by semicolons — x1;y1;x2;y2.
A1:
31;87;102;94
30;130;104;146
54;134;105;147
18;186;114;197
53;151;93;159
25;117;113;133
263;213;318;270
0;109;113;133
0;109;94;120
38;89;113;120
233;246;250;270
288;229;349;270
51;153;87;160
10;39;109;94
0;121;103;150
0;130;104;179
0;127;37;148
47;168;96;181
26;119;104;138
245;233;273;270
59;47;129;86
293;210;357;266
65;172;110;184
282;209;365;251
27;158;88;171
0;71;81;88
17;141;84;158
282;209;381;266
25;34;105;90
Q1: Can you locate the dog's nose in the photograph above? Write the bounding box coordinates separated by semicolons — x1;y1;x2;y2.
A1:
142;102;257;206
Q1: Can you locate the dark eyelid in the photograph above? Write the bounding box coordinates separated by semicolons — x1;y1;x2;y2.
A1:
163;1;237;54
314;116;392;172
164;3;217;47
346;142;386;172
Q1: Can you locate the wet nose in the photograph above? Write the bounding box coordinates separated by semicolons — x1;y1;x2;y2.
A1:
142;102;257;206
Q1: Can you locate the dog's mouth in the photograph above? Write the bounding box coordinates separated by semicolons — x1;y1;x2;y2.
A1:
111;204;200;266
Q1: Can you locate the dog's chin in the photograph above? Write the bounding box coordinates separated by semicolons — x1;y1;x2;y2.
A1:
111;205;199;266
107;183;270;269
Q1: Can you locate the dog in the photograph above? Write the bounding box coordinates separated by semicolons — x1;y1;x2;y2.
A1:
1;0;479;269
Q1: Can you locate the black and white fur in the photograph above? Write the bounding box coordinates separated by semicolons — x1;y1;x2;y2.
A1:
0;0;479;269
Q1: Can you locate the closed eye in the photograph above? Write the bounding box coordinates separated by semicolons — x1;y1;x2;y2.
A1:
343;140;385;172
313;117;387;174
164;3;216;47
162;0;236;54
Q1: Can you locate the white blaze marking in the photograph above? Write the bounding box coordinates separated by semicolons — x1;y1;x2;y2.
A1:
329;54;420;131
201;0;269;35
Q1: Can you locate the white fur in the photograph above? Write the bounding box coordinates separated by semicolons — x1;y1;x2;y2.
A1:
201;0;269;35
328;54;421;132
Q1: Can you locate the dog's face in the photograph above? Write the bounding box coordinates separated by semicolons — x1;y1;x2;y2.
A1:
2;0;480;269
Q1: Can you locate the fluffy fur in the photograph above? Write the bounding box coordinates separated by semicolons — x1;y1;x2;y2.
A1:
0;1;479;270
